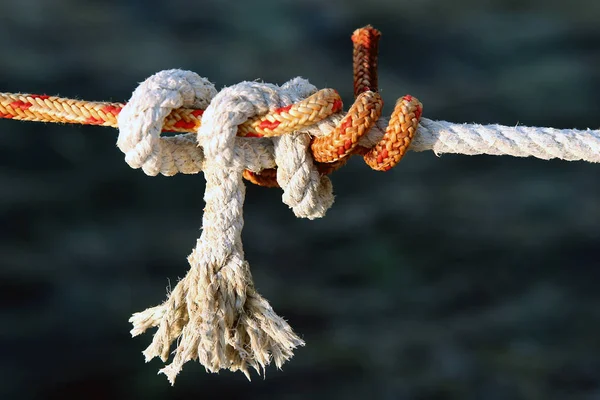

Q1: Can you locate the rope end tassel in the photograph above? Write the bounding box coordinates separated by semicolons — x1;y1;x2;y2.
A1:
2;26;599;384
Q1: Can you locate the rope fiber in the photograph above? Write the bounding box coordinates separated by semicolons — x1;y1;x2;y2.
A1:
1;25;599;384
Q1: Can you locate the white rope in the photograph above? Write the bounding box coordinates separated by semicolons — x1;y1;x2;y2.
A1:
408;119;600;162
117;70;335;384
116;69;599;384
313;117;600;163
119;107;600;180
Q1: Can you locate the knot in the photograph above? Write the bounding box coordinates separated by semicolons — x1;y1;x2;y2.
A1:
121;70;341;384
117;25;424;384
195;76;335;230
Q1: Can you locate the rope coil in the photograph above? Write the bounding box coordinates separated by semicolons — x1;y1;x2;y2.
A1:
1;25;599;384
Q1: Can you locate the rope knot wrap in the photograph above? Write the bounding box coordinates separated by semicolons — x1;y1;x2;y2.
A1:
117;70;335;383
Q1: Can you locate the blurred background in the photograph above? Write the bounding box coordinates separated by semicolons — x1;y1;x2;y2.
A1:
1;0;599;399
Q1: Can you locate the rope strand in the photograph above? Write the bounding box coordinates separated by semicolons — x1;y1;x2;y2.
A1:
2;92;598;165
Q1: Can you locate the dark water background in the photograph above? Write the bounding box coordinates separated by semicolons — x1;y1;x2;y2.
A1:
1;1;599;399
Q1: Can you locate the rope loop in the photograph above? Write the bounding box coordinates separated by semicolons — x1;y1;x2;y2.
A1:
116;69;217;176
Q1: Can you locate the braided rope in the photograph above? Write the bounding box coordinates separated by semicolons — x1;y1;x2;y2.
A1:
0;88;342;137
352;25;380;96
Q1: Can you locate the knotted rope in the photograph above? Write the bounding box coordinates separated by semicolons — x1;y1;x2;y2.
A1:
1;26;599;384
119;70;336;383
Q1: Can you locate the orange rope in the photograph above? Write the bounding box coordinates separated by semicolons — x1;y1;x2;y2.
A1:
309;25;422;174
0;89;342;137
352;25;381;96
0;25;422;185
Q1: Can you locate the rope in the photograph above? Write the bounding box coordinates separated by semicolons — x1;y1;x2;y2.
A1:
0;89;342;137
1;25;599;384
122;71;334;382
3;92;598;164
